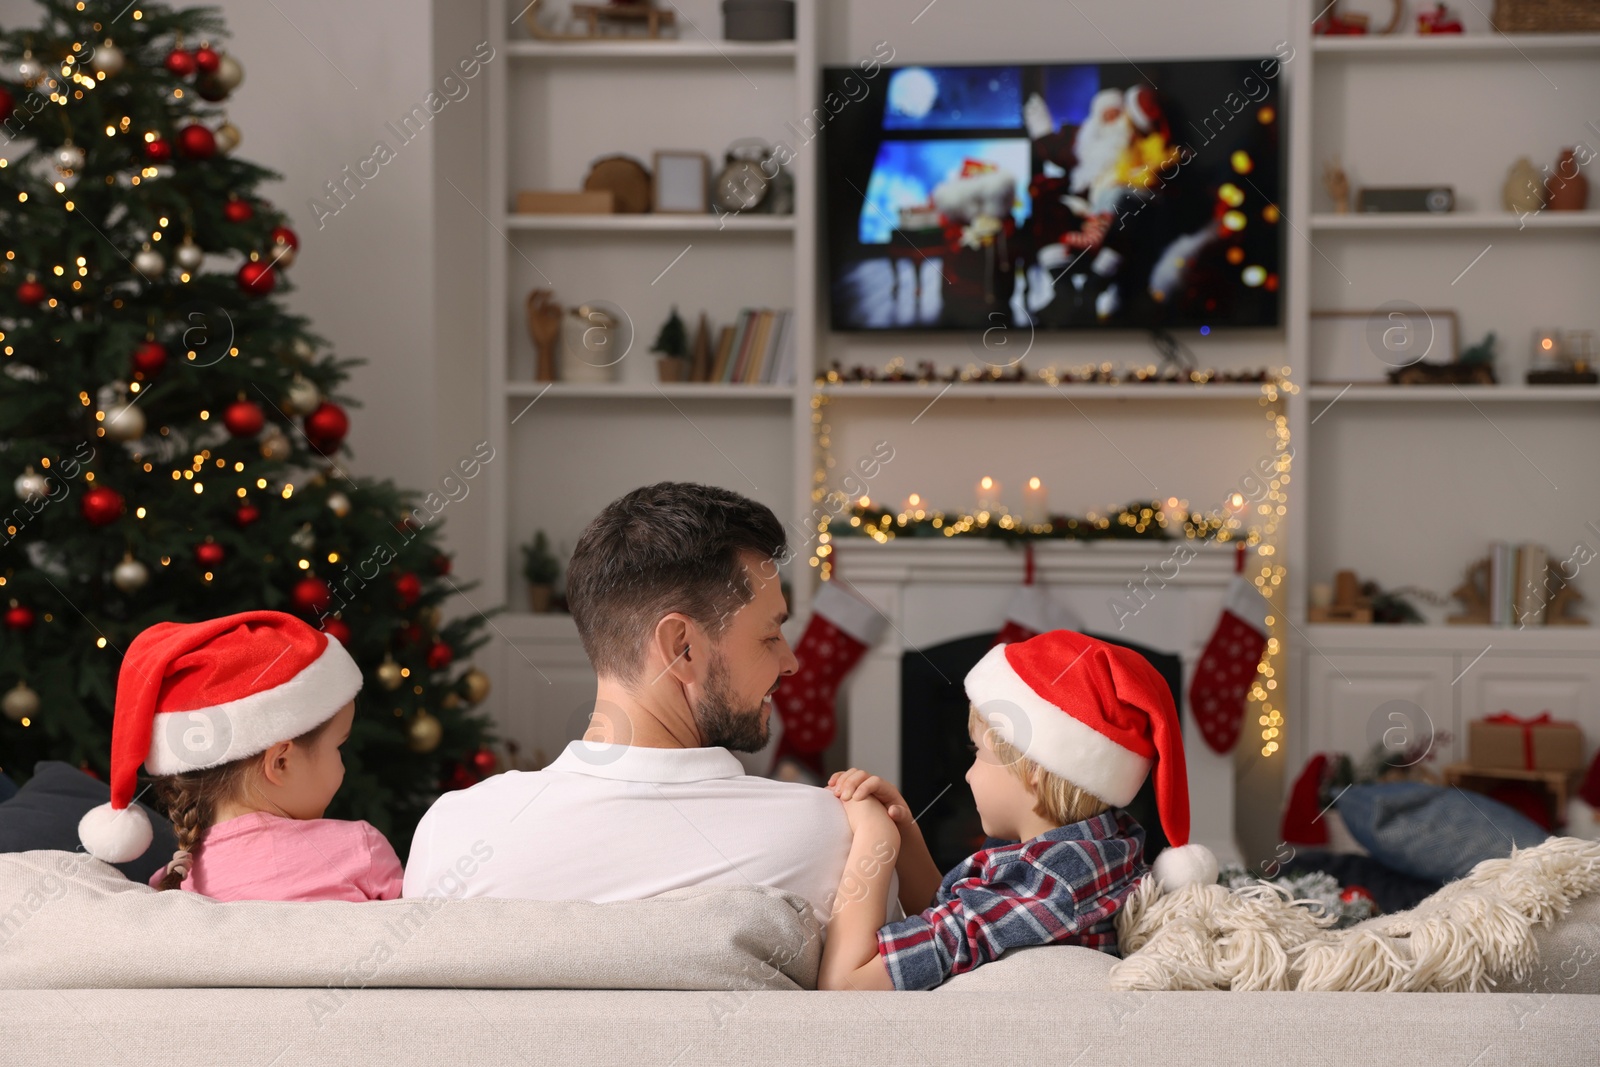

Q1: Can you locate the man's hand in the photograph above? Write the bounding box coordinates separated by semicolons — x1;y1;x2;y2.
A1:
830;768;914;827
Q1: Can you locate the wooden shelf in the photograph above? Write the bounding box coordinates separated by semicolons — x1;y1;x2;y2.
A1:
816;382;1273;400
1312;32;1600;56
506;39;797;61
1302;623;1600;651
504;213;794;233
1311;212;1600;232
503;382;794;399
1307;384;1600;402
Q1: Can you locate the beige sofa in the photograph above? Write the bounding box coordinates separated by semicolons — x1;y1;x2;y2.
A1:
4;850;1597;1066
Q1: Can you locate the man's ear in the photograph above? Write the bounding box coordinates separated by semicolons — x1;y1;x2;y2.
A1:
650;613;699;686
259;740;294;787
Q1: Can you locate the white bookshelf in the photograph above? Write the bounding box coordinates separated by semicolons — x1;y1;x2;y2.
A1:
1288;2;1600;779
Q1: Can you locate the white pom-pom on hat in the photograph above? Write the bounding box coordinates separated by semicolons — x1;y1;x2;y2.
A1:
1152;842;1219;892
78;801;153;863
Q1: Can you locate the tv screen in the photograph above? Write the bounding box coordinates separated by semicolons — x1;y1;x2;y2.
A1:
821;57;1285;333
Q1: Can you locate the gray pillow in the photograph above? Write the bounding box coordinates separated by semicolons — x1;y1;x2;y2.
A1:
1336;781;1547;882
0;762;176;884
932;944;1116;992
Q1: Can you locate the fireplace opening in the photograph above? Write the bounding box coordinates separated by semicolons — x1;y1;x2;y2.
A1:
900;631;1185;874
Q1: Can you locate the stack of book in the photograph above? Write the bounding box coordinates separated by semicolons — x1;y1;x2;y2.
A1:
1488;541;1551;627
695;308;795;385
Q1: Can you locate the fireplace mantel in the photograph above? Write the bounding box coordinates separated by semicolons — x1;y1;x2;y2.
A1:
829;538;1248;865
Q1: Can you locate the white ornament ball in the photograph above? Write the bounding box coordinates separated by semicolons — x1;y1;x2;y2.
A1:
53;143;86;172
175;237;204;270
113;555;150;593
327;491;352;518
91;42;125;77
14;467;49;503
16;52;42;86
2;681;40;721
133;246;165;278
103;399;146;441
260;430;291;461
284;374;320;415
213;53;244;92
290;523;316;551
214;121;241;154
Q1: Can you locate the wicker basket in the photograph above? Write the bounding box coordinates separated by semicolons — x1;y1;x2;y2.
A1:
1491;0;1600;31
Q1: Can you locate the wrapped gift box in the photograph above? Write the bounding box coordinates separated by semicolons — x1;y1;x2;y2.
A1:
1469;713;1585;773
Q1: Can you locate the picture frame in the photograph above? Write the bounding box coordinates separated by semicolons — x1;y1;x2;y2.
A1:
652;151;710;214
1309;308;1460;384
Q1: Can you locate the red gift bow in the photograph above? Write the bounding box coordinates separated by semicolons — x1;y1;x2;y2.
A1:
1484;711;1573;770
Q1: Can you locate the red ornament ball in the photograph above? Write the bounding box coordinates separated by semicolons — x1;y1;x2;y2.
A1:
164;48;196;77
270;225;300;251
132;340;168;377
193;46;221;74
80;486;124;526
431;553;452;576
445;762;479;791
223;197;254;223
304;402;350;452
4;604;35;631
234;502;261;527
177;123;216;160
222;398;265;437
292;575;333;615
320;617;352;645
237;260;276;295
195;540;226;568
426;641;454;670
1339;885;1375;905
397;622;424;646
394;572;422;608
144;136;172;163
17;279;47;306
0;86;13;124
470;747;498;776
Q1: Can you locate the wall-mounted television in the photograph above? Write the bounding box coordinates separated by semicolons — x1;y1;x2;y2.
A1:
821;57;1286;333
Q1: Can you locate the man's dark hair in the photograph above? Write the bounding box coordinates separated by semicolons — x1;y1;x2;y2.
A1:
567;482;787;680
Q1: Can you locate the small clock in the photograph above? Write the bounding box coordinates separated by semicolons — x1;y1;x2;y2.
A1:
713;139;775;213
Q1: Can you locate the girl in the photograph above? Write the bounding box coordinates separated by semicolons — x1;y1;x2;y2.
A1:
78;610;404;902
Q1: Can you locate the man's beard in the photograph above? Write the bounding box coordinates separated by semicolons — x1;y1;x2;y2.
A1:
694;649;770;753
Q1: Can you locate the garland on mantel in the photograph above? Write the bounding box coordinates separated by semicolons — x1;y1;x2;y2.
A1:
819;499;1243;545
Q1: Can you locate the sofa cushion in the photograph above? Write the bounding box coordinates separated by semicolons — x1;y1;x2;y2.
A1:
932;944;1115;992
0;850;819;991
1335;781;1547;882
0;762;177;885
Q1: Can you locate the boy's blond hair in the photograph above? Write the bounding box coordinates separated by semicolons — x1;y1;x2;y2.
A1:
969;706;1110;827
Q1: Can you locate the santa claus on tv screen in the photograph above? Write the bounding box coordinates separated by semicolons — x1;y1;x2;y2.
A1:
821;57;1285;332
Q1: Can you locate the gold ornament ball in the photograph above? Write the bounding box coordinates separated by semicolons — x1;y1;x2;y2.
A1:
327;491;351;518
260;430;291;461
463;667;491;704
441;692;463;710
214;121;242;154
407;709;443;753
3;681;40;721
284;374;320;415
102;399;146;442
376;655;403;690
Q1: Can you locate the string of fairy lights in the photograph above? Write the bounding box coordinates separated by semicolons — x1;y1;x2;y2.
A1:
807;374;1295;759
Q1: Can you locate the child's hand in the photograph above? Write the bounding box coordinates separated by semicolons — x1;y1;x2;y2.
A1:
829;768;913;826
841;794;899;842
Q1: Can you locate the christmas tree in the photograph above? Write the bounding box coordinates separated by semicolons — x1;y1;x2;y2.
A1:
0;0;496;857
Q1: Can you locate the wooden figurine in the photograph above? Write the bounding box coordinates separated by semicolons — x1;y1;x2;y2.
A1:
690;312;712;383
1309;568;1374;623
526;289;563;382
1323;157;1351;214
1449;557;1492;624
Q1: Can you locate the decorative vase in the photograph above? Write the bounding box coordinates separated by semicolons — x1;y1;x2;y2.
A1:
562;304;622;383
528;584;553;613
1546;147;1589;211
1502;157;1544;214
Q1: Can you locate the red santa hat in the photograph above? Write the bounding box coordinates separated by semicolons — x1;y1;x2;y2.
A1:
964;629;1217;891
1124;85;1167;137
78;610;362;863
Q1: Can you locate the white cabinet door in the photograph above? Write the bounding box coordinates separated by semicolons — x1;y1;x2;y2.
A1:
1301;653;1458;768
1456;654;1600;765
486;620;600;769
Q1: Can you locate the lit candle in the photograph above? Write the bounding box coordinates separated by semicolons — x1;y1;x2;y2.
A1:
976;476;1002;515
1021;477;1048;525
1225;491;1246;513
902;492;925;518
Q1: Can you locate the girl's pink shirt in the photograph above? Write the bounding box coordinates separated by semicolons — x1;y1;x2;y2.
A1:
147;811;404;902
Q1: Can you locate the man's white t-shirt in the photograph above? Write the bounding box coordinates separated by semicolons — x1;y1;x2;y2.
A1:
402;741;900;927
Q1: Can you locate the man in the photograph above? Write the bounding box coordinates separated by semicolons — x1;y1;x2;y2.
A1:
403;482;894;925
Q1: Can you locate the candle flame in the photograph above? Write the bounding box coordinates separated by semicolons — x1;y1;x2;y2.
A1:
1028;477;1041;490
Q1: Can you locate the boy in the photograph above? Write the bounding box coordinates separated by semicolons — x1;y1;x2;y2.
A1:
817;629;1217;991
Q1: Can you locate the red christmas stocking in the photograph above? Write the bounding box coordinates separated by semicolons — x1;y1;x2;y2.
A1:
1280;753;1331;846
992;544;1081;645
1189;547;1270;754
771;581;886;777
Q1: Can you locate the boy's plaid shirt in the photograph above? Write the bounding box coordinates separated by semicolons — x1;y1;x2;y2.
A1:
876;810;1147;990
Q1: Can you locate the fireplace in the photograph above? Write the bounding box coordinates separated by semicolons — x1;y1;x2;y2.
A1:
831;539;1245;866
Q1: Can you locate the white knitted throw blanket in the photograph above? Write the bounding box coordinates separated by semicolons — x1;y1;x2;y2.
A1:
1110;836;1600;992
